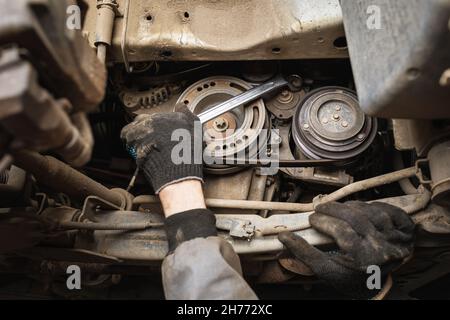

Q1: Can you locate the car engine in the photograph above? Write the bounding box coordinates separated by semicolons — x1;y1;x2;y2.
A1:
0;0;449;299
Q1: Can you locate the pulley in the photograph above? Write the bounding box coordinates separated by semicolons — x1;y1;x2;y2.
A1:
176;76;270;174
292;87;377;160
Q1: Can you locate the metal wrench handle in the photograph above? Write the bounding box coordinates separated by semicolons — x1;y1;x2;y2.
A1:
198;75;290;124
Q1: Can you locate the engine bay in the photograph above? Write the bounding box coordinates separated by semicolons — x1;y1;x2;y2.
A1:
0;0;449;300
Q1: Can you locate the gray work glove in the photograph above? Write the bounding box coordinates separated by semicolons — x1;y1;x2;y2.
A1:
279;201;415;299
121;106;203;194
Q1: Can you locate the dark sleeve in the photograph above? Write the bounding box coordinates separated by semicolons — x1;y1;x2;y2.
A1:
162;237;258;300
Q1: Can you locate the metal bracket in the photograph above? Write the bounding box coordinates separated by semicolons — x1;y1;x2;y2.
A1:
416;159;433;187
229;219;256;240
81;196;122;223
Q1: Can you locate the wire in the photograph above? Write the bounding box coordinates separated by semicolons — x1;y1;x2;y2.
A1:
126;166;140;192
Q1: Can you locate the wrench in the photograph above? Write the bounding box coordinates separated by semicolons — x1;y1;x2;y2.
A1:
198;74;303;124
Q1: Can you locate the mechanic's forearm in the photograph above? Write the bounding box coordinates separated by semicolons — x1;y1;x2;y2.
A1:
159;180;257;300
159;180;206;217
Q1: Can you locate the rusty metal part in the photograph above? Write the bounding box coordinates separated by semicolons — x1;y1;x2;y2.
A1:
266;89;306;120
374;188;431;215
135;195;314;212
74;210;168;261
28;193;428;262
393;152;420;195
0;49;94;166
84;0;348;62
13;150;131;209
0;165;31;207
428;140;450;207
134;168;421;214
220;193;430;238
72;209;330;260
0;0;106;112
278;124;354;186
293;87;377;160
58;220;162;231
413;204;450;234
217;158;350;168
227;193;430;255
120;83;182;113
216;212;312;237
177;76;269;173
19;247;122;265
95;0;120;63
203;169;269;215
392;119;450;157
316;167;419;209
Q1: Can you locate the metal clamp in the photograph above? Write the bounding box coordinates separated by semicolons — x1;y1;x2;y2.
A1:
81;196;123;222
416;159;433;187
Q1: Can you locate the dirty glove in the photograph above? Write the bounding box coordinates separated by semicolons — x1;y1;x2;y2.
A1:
279;201;415;299
121;106;203;194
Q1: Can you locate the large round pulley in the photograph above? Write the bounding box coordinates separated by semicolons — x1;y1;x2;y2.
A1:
176;76;269;173
292;87;377;160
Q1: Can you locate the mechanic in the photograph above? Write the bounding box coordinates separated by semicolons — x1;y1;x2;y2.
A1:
121;106;416;300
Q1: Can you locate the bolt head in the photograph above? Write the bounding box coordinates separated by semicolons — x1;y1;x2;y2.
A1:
357;133;366;141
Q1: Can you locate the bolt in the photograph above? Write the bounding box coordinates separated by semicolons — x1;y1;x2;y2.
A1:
342;121;349;128
303;123;310;130
213;117;229;132
357;133;366;141
335;105;342;111
322;118;329;124
278;90;294;103
215;119;226;128
333;114;340;121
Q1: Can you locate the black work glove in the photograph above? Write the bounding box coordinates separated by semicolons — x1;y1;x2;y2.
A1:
121;106;203;194
278;201;415;299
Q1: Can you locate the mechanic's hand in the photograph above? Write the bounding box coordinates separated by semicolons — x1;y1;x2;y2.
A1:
278;201;415;299
121;106;203;194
